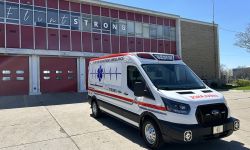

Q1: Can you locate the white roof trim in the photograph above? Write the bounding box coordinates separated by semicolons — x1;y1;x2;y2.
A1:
0;48;107;57
181;18;218;27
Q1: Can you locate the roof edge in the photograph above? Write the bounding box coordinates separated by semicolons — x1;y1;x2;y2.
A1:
181;18;218;27
69;0;217;27
70;0;180;19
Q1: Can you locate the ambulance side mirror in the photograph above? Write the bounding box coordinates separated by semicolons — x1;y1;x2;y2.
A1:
134;82;146;97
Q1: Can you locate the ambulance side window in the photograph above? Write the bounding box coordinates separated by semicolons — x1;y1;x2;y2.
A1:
127;66;154;100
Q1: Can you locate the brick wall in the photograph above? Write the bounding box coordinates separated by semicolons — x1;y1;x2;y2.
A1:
181;20;219;84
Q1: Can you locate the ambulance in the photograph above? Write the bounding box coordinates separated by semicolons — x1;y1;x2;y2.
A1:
88;52;239;149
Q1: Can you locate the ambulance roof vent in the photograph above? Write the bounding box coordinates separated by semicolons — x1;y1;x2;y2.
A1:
202;90;212;93
137;53;156;60
177;91;194;94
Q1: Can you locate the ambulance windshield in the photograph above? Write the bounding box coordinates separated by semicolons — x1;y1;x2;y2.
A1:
142;64;206;90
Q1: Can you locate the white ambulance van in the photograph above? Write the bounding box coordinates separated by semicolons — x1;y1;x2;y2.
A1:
88;52;239;149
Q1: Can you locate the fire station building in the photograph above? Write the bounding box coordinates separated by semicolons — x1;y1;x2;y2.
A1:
0;0;219;96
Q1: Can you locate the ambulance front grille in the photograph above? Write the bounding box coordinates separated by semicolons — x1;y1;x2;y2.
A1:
195;103;228;127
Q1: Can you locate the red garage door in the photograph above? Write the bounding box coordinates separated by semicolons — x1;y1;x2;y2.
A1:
0;56;29;96
40;57;77;93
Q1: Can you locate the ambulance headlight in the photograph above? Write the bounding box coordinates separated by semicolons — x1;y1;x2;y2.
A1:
161;97;191;115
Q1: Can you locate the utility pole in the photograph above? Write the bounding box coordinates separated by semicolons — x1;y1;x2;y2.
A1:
211;0;220;83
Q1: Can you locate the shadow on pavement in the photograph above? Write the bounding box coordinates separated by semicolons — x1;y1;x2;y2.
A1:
0;92;88;110
96;114;249;150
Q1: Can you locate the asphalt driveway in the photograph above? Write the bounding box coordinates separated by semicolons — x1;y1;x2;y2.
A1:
0;91;250;150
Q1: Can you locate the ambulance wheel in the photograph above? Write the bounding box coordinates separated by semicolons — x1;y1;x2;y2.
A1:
91;100;101;118
142;119;162;149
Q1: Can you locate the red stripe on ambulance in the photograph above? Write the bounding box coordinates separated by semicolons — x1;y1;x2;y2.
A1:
88;87;166;111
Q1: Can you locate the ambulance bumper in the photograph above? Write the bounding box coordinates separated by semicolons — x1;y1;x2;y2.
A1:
159;117;239;143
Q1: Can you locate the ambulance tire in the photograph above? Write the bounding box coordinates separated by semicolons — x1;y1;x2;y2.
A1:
142;119;162;149
91;100;102;118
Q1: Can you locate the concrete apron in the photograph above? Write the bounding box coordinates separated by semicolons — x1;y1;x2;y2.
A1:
0;93;88;110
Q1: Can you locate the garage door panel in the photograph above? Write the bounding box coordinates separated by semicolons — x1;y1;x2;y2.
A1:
40;57;77;93
0;56;29;96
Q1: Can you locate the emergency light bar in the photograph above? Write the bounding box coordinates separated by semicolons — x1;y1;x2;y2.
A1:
136;53;182;61
153;54;174;61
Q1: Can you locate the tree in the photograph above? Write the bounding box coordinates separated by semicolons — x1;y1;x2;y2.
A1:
235;24;250;52
220;64;233;84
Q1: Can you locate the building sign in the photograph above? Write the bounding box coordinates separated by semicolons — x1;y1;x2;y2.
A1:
0;1;176;40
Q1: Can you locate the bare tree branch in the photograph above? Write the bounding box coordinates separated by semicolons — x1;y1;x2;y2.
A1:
235;24;250;52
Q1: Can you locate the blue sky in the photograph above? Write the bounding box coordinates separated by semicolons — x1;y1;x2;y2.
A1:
104;0;250;69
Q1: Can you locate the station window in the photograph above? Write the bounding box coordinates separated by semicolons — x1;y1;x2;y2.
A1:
149;24;157;39
82;14;91;32
157;25;163;39
92;15;101;33
20;4;33;25
0;2;5;22
5;3;19;24
34;7;46;27
127;21;135;36
111;19;119;35
59;11;70;29
16;70;24;74
68;76;73;80
119;19;127;36
163;26;170;40
56;76;63;80
101;16;111;34
43;76;50;80
56;70;63;74
2;77;11;81
143;23;150;38
70;12;80;30
16;77;24;81
170;27;176;41
43;70;50;74
2;70;11;75
47;9;59;28
135;22;142;37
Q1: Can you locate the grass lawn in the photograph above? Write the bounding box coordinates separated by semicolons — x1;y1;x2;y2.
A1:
232;86;250;90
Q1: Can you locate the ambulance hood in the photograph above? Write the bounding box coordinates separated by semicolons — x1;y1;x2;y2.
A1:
158;88;225;106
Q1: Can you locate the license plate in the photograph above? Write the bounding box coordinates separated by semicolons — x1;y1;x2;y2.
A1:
213;125;223;134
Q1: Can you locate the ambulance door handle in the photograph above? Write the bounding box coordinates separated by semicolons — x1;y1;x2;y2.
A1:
124;92;128;96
